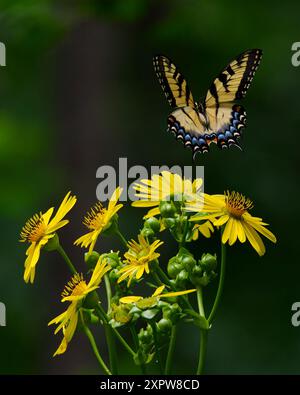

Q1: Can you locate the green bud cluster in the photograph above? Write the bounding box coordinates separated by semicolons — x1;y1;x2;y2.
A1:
134;325;154;365
189;253;218;287
167;247;196;288
141;217;160;239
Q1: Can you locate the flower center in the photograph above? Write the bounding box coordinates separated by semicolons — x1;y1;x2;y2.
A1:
225;191;253;218
20;213;46;243
61;273;88;298
83;203;106;230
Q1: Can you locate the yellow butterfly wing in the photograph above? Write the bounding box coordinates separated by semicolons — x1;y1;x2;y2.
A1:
203;49;262;152
205;49;262;106
153;55;196;108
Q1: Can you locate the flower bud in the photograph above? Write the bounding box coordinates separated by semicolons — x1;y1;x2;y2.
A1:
85;251;100;270
181;255;196;272
159;201;177;218
167;257;183;278
189;265;204;287
163;218;176;229
104;252;121;269
144;217;160;233
141;227;155;238
176;269;189;287
157;318;172;333
200;253;217;272
109;268;120;282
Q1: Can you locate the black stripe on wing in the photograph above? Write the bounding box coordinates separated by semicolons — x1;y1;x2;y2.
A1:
235;49;262;99
168;105;246;160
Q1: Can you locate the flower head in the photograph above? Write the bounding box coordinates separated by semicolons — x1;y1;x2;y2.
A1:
119;285;196;307
132;171;202;218
74;187;123;253
117;235;163;286
48;256;110;356
187;191;276;256
20;192;77;283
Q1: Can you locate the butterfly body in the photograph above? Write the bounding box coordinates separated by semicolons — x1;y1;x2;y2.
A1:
153;50;262;158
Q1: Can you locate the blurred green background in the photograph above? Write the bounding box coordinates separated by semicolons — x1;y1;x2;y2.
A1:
0;0;299;374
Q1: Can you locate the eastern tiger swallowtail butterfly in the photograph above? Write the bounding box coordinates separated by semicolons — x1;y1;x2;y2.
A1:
153;49;262;159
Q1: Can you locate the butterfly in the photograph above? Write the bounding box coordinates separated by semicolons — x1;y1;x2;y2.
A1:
153;49;262;159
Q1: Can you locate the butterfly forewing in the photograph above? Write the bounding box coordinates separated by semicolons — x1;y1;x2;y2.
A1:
205;49;262;106
153;55;196;108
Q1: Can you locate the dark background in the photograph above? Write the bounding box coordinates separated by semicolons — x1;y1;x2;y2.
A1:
0;0;299;374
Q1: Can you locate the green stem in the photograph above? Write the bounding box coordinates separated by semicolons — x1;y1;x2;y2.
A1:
104;324;118;375
196;329;207;375
115;229;128;248
56;244;77;275
104;274;112;313
208;241;226;325
197;287;205;317
165;325;177;374
113;327;136;358
150;321;163;374
196;287;207;375
156;265;172;287
152;272;163;286
80;313;111;375
179;218;189;247
103;275;117;374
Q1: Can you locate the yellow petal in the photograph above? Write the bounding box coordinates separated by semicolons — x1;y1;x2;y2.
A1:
243;222;266;256
213;215;229;227
244;216;277;243
42;207;54;226
160;289;197;298
152;285;165;297
108;186;123;211
48;192;76;229
132;200;159;207
119;296;143;304
53;337;68;357
236;220;246;242
228;219;238;246
222;218;233;244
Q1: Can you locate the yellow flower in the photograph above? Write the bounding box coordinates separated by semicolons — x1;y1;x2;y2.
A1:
187;191;276;256
20;192;77;284
119;285;196;306
74;187;123;253
117;235;163;286
132;171;202;218
192;221;214;240
48;256;110;356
